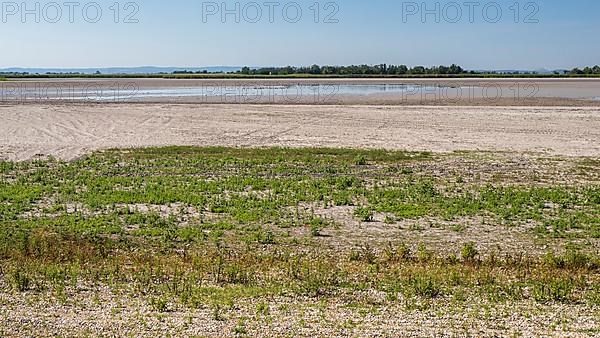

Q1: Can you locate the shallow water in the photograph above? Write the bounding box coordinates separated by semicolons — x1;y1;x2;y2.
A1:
1;83;598;102
0;83;449;101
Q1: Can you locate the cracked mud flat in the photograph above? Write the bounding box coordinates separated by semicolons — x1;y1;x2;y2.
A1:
0;104;599;161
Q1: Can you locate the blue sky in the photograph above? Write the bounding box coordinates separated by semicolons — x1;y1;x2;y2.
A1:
2;0;599;69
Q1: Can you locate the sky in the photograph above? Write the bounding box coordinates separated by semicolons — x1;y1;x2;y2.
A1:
2;0;599;70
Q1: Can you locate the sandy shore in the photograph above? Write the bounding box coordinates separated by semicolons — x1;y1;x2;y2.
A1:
1;103;598;161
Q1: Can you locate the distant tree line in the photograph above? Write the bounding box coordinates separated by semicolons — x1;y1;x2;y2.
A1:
238;64;600;76
2;65;600;78
238;64;467;76
172;70;215;74
567;66;600;75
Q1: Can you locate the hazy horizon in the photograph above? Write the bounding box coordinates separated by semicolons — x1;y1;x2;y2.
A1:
2;0;599;70
0;65;591;73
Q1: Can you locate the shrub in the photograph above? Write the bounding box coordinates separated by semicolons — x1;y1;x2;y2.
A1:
407;275;442;298
533;279;573;303
308;217;330;237
9;269;32;292
354;155;367;166
543;249;595;270
417;244;432;262
384;242;411;262
149;296;170;312
461;242;479;262
259;229;275;244
397;242;411;261
332;192;353;206
348;245;377;264
256;302;270;316
587;285;600;306
354;207;374;222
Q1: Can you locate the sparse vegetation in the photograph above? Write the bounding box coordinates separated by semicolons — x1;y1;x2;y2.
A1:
0;146;598;336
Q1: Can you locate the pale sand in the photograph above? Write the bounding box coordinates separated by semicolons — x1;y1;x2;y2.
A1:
1;103;598;161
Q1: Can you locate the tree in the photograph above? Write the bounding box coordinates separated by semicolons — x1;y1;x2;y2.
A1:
449;64;463;74
570;68;584;75
397;65;408;75
411;66;426;75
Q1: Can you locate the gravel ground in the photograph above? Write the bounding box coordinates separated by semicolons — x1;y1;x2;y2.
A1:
1;285;598;337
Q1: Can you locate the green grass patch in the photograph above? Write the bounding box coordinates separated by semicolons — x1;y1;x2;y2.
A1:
0;146;598;308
